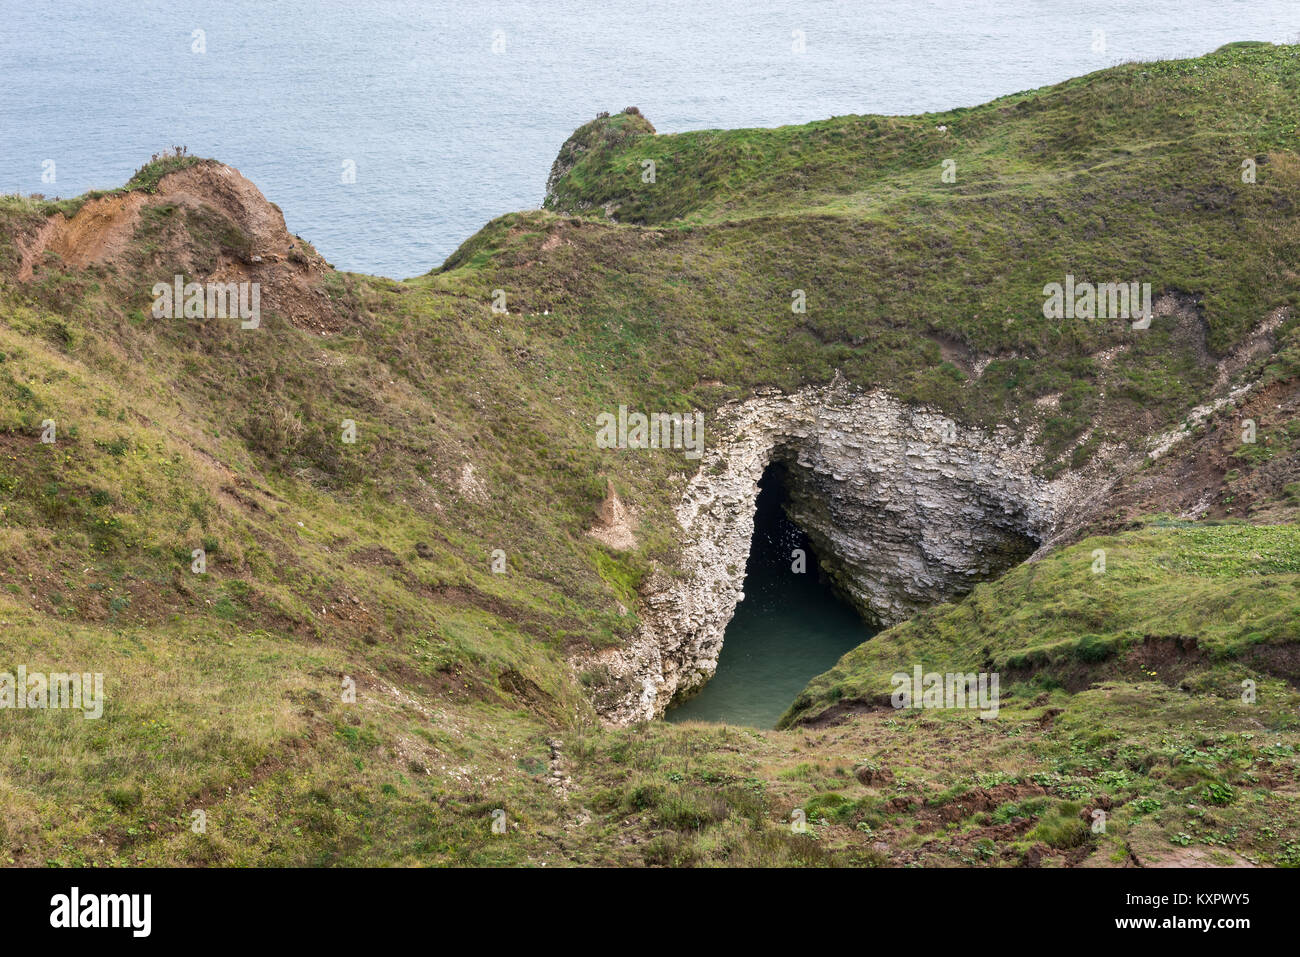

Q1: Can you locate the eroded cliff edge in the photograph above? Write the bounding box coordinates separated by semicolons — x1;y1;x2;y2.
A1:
572;377;1108;724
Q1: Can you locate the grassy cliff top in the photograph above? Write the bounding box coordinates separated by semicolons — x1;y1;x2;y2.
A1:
546;43;1300;228
446;41;1300;468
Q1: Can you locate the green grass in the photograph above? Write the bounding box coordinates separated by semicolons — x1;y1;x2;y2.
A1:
782;523;1300;727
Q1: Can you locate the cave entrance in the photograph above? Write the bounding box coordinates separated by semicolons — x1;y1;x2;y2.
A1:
665;462;876;728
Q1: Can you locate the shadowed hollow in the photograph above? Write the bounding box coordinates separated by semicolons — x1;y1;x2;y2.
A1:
666;465;876;728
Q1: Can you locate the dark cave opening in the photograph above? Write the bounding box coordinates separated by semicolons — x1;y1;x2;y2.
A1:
666;462;877;728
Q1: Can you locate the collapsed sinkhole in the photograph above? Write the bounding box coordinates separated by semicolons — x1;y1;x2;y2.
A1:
589;387;1068;726
666;450;1043;728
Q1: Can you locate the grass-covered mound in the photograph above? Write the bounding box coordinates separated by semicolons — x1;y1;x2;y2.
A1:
782;522;1300;728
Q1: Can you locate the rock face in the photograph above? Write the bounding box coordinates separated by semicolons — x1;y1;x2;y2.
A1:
578;377;1091;725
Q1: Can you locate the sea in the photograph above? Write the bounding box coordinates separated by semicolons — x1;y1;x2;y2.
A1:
2;0;1295;278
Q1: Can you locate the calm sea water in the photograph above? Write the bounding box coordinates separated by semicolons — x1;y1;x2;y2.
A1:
666;471;876;728
1;1;1294;278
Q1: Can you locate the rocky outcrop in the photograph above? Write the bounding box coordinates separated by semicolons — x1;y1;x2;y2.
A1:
543;108;656;211
587;480;637;551
577;377;1095;725
14;160;347;335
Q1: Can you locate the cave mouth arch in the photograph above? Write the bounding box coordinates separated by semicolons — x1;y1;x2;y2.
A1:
580;385;1064;725
665;461;877;728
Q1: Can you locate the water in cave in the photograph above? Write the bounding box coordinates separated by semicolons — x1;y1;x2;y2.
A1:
666;463;876;729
